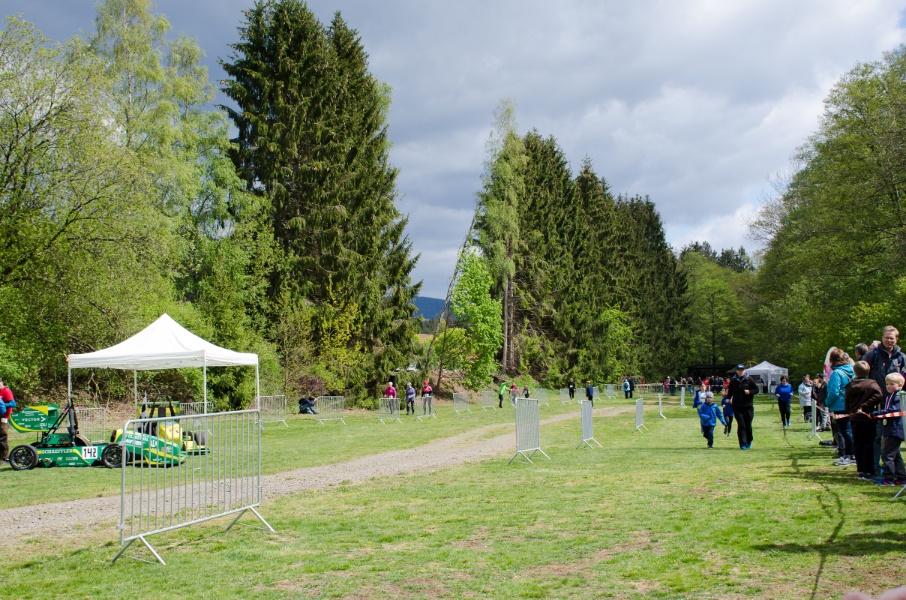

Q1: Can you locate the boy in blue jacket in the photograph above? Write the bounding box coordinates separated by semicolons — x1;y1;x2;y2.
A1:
863;372;906;485
697;391;727;448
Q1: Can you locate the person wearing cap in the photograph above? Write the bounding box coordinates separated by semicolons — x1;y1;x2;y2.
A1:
727;364;759;449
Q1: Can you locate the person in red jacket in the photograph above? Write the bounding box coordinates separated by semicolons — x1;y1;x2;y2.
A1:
0;379;14;462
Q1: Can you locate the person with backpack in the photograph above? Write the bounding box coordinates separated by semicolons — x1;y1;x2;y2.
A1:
826;347;856;466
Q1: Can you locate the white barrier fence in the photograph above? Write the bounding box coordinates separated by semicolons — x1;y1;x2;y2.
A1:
480;390;497;410
378;397;401;424
75;407;108;444
680;387;686;408
559;388;572;404
180;401;208;416
258;395;287;427
605;384;616;399
508;398;550;464
576;400;602;449
634;398;648;432
417;395;436;420
316;396;345;425
112;409;273;565
453;392;472;414
658;394;667;419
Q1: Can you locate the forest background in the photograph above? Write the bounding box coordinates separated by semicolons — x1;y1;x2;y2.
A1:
2;0;904;408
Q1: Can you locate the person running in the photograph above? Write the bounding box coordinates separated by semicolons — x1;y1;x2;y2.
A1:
774;376;794;428
728;364;759;449
721;392;734;436
697;391;727;448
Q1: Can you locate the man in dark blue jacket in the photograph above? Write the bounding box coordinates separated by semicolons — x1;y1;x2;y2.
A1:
862;326;906;476
728;365;759;449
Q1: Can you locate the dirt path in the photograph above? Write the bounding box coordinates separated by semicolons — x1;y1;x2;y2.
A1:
0;406;631;550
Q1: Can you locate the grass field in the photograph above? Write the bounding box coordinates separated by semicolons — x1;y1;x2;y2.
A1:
3;395;904;599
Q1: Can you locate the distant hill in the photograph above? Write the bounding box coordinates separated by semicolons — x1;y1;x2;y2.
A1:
413;296;445;320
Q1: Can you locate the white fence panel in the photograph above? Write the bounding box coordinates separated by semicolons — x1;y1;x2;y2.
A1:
417;395;436;420
577;400;602;449
634;398;648;432
559;388;572;404
453;392;472;414
259;395;287;427
75;407;108;444
113;409;273;565
378;397;401;424
480;390;497;410
316;396;345;425
605;384;616;399
508;398;550;464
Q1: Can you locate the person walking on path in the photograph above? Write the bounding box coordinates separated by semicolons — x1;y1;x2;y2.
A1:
728;364;759;449
826;347;856;466
845;361;883;481
774;376;794;428
798;374;813;423
697;391;727;448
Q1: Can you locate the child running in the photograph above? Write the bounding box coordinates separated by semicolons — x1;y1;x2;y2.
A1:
697;390;727;448
721;392;734;436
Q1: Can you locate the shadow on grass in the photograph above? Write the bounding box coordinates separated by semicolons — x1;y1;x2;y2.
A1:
753;530;906;556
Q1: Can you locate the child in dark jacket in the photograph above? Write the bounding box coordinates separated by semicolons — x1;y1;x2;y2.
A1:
721;394;734;436
845;361;883;480
697;391;727;448
860;372;906;485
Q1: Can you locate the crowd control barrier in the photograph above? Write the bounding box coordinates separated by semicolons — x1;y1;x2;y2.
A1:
315;396;345;425
576;400;602;449
75;407;108;444
679;387;686;408
658;394;667;419
378;397;402;424
634;398;648;432
417;395;436;420
508;398;550;464
453;392;472;414
180;401;208;416
560;388;572;404
605;384;616;399
480;390;497;410
113;409;273;565
258;395;287;427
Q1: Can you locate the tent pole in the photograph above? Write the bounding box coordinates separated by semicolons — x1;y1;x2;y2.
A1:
256;365;260;411
134;371;138;415
67;366;71;403
203;358;208;414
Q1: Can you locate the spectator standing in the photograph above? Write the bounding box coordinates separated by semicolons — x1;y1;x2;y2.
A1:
813;375;830;431
728;364;759;449
509;383;519;406
697;391;726;448
622;378;631;399
0;379;13;462
384;381;397;399
774;376;794;428
862;373;906;485
862;326;906;478
421;380;433;416
405;382;416;415
523;385;530;398
585;381;594;407
628;377;635;399
798;375;813;423
498;381;507;409
826;347;855;466
846;361;883;481
568;378;576;401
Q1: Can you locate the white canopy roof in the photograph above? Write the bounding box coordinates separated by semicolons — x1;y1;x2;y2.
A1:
68;314;258;371
745;360;788;380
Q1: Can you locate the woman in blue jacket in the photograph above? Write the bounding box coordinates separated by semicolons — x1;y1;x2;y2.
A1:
774;376;794;428
826;347;855;465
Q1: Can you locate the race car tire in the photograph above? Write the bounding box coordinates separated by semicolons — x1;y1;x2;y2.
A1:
9;444;38;471
101;444;123;469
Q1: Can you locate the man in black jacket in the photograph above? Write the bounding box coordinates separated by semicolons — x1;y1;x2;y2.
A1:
728;364;760;449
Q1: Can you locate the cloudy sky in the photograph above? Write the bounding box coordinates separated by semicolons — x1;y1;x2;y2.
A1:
7;1;906;297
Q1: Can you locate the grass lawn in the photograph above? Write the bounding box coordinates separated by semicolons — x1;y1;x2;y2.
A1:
4;395;904;599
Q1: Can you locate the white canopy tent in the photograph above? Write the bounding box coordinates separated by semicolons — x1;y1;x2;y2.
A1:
744;361;788;388
67;314;259;411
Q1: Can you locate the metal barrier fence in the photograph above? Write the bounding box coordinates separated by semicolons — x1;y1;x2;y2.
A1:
453;392;472;414
417;395;436;420
560;388;572;404
378;397;401;424
180;401;208;416
679;387;686;408
534;388;550;406
605;384;616;399
480;390;497;410
112;409;273;565
258;395;287;427
658;394;667;419
634;397;648;432
508;398;550;464
316;396;345;425
576;400;602;449
75;407;108;444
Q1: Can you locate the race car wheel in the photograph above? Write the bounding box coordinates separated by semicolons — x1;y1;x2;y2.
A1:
101;444;123;469
9;444;38;471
